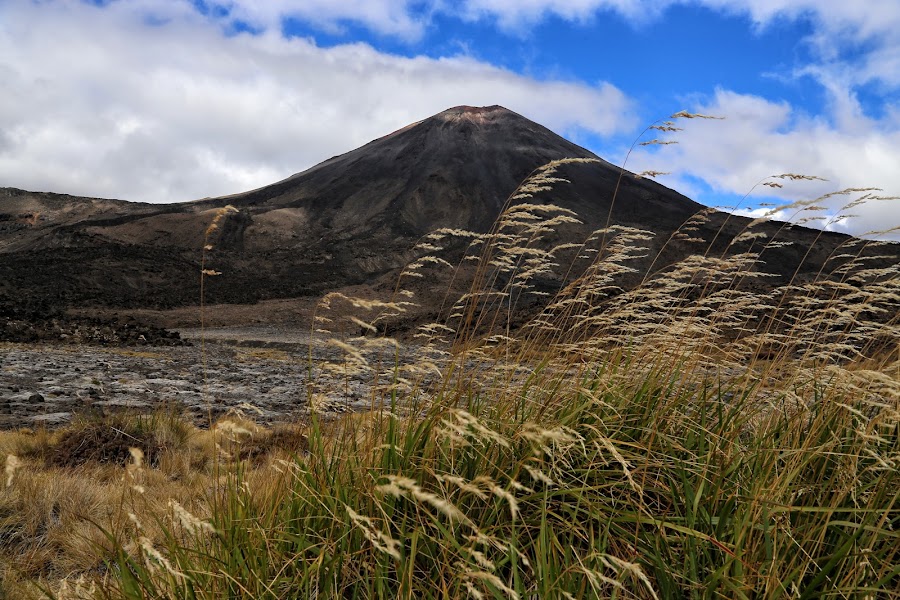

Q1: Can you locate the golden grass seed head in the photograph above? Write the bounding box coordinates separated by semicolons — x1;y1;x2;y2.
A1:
5;454;22;487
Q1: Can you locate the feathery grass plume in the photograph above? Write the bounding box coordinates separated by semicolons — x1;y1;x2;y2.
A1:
649;121;682;132
128;512;144;532
377;475;474;528
587;109;721;265
639;139;678;146
436;409;510;449
128;446;144;469
137;536;187;581
436;473;489;500
125;446;145;493
600;555;660;600
215;419;255;439
521;463;556;487
56;575;97;600
345;505;402;560
518;423;579;456
5;453;22;487
635;170;671;179
199;204;240;426
669;110;725;120
169;500;216;536
461;568;520;600
772;172;828;182
484;478;519;520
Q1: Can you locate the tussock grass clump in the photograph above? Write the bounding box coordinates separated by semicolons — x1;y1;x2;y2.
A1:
43;410;193;469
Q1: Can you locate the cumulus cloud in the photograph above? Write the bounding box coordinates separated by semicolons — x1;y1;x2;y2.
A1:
198;0;900;52
207;0;433;40
1;0;896;239
450;0;900;239
455;0;667;28
629;89;900;239
0;0;634;203
456;1;900;113
696;0;900;120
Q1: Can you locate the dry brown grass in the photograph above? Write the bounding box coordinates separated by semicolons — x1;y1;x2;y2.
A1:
0;409;312;599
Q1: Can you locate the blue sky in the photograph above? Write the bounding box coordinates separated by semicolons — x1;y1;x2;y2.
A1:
1;0;898;238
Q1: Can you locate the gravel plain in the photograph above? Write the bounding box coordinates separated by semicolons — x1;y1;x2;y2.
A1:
0;326;417;430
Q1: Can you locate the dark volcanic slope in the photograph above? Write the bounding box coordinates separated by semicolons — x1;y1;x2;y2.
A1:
224;105;607;229
0;106;613;308
198;105;624;294
1;105;897;317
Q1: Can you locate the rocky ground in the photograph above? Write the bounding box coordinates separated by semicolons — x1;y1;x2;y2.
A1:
1;296;188;346
0;326;430;430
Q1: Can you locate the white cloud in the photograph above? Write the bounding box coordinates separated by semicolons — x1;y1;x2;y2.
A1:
708;0;900;112
630;89;900;239
98;1;900;96
1;0;896;240
453;0;900;239
456;0;667;29
210;0;666;33
208;0;432;40
0;0;634;203
444;0;900;104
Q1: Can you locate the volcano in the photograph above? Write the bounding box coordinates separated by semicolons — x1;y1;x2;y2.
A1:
1;105;896;336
